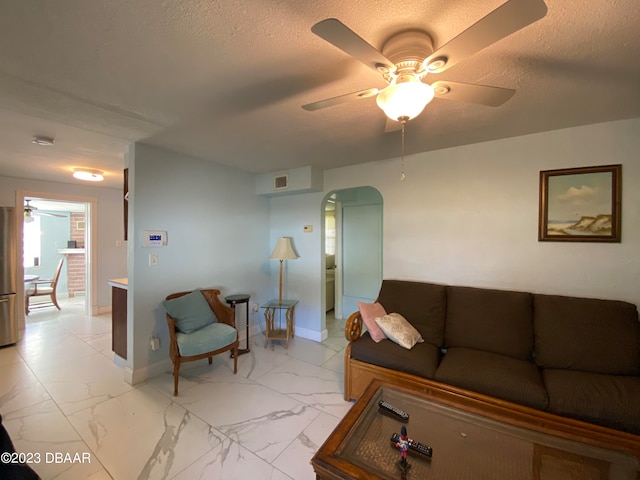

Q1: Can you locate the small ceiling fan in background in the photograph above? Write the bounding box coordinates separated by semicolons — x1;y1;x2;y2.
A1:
24;199;68;223
303;0;548;131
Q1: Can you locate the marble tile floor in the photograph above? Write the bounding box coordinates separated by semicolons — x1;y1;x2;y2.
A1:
1;301;351;479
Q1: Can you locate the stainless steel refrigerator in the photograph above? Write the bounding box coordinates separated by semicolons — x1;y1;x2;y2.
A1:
0;206;17;346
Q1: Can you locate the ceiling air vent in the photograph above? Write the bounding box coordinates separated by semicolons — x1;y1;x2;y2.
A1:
274;174;288;190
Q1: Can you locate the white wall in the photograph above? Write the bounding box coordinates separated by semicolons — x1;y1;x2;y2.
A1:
270;118;640;339
269;192;326;340
5;118;637;376
127;144;271;381
0;175;126;313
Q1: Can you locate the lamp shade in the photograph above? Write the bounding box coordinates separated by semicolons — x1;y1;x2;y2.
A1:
270;237;299;260
376;74;435;122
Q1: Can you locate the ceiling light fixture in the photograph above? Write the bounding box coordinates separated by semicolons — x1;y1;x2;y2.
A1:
376;74;435;182
73;168;104;182
375;74;435;181
32;136;55;146
24;210;35;223
376;74;435;122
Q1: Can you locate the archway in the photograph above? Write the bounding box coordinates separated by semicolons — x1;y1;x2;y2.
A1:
321;186;383;337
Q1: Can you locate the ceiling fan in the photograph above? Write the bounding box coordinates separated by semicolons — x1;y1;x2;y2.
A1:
24;200;68;223
302;0;548;130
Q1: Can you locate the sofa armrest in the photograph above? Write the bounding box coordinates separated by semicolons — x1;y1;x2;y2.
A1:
345;311;363;341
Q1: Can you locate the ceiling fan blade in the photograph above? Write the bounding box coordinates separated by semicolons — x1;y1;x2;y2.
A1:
311;19;395;74
302;88;380;111
423;0;547;73
37;212;68;218
431;81;515;106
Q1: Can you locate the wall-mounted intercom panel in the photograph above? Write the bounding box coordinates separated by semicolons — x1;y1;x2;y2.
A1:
142;230;168;247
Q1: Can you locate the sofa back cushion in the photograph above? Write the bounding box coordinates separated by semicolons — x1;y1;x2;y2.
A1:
377;280;446;347
534;294;640;375
445;286;534;360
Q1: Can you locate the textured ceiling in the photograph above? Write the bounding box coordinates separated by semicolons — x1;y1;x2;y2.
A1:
0;0;638;189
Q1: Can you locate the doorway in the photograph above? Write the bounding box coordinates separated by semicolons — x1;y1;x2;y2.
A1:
322;187;383;336
16;191;97;325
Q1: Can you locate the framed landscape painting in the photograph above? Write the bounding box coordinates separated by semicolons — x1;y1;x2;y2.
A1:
538;164;621;242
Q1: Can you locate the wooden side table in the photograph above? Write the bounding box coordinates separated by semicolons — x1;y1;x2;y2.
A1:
225;294;251;357
261;299;298;349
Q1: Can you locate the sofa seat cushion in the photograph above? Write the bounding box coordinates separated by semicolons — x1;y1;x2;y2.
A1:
445;286;533;360
351;332;441;379
543;369;640;435
176;322;237;357
534;294;640;375
435;347;548;411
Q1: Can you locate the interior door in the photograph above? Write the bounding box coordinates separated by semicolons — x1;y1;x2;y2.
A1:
341;203;382;318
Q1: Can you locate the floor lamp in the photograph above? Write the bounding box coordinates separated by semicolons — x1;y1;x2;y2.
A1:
270;237;299;304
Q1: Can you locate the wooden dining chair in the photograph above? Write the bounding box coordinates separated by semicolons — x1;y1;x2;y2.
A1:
25;258;64;315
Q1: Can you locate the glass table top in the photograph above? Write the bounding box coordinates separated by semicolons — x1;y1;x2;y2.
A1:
332;385;639;479
261;299;298;309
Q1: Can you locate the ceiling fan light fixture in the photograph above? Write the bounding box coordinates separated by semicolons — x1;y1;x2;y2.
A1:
425;56;448;73
433;84;451;96
24;210;35;223
376;74;434;122
73;168;104;182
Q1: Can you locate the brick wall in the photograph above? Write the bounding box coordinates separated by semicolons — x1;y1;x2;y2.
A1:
70;213;85;248
66;213;86;297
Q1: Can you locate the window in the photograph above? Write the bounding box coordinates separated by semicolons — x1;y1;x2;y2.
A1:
23;216;41;268
325;209;336;255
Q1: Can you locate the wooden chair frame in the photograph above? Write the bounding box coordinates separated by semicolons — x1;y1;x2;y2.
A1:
25;258;64;315
165;289;238;395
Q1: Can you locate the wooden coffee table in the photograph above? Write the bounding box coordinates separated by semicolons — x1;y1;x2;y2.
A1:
312;378;640;479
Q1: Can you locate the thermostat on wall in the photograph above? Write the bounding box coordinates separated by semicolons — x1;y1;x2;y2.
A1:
142;230;168;247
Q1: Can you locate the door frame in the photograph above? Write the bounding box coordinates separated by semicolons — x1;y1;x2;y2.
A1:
321;187;383;322
16;190;98;326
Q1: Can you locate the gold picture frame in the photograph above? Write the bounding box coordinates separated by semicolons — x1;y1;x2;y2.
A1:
538;164;621;242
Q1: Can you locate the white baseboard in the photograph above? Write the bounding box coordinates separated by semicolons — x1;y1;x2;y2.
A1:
294;326;328;343
123;358;172;385
95;305;111;315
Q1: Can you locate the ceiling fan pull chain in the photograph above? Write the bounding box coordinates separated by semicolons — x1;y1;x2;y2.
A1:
400;117;407;181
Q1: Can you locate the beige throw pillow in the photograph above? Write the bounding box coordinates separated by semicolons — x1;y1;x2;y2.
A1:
375;313;424;349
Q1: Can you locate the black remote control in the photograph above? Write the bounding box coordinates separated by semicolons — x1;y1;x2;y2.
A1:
390;433;433;458
378;400;409;422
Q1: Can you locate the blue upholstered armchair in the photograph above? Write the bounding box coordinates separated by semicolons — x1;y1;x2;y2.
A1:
163;289;238;395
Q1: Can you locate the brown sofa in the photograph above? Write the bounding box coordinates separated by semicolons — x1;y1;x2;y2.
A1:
344;280;640;436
